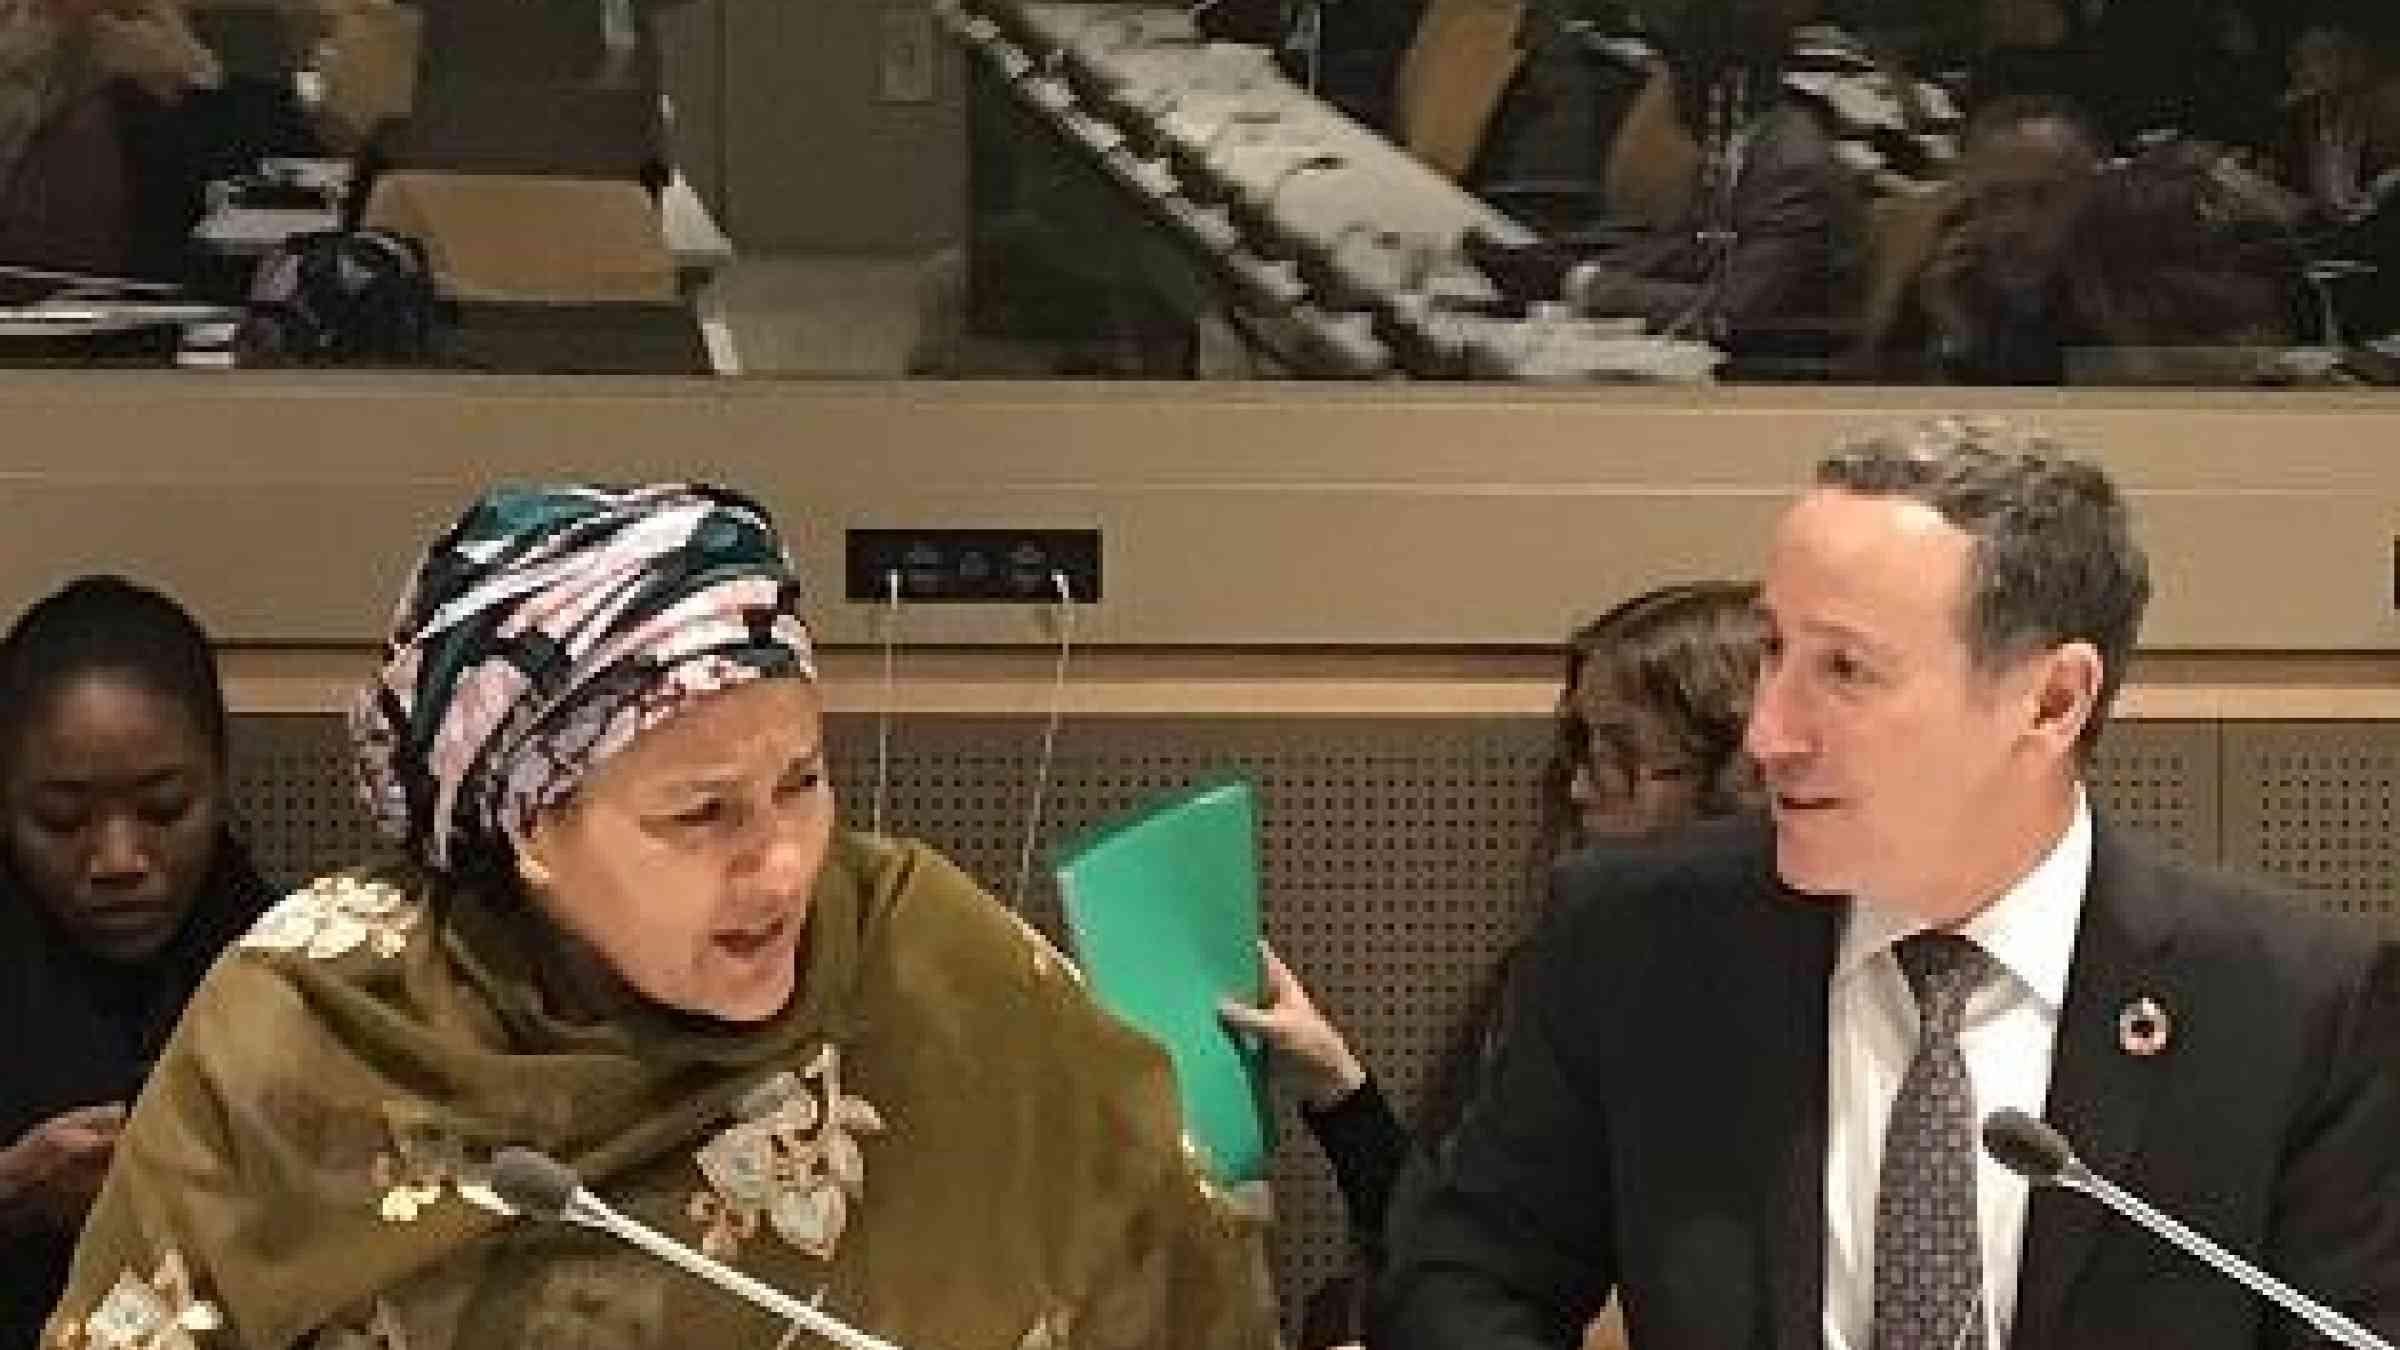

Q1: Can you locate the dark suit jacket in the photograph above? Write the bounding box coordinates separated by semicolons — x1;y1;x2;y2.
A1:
1374;813;2400;1350
1594;102;1862;349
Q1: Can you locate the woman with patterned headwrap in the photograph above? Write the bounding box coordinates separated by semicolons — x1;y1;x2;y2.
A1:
44;484;1277;1350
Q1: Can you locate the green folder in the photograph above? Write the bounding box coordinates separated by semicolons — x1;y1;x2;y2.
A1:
1054;779;1275;1186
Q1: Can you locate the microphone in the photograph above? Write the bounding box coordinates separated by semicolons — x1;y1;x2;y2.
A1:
489;1148;910;1350
1981;1110;2395;1350
1980;1109;2072;1181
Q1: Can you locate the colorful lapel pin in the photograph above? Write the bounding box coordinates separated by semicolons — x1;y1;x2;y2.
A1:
2118;995;2172;1058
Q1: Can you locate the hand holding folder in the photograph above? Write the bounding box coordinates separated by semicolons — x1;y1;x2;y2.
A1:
1054;780;1276;1187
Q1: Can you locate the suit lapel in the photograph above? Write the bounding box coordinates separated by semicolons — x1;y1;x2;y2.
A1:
1753;879;1840;1350
2009;823;2181;1350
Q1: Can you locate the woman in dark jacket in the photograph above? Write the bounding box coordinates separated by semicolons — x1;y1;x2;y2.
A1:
0;576;274;1350
1226;581;1765;1349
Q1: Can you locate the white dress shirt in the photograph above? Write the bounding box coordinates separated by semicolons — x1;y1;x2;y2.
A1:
1823;790;2093;1350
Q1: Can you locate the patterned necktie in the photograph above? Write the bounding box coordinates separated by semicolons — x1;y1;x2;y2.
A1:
1872;932;1992;1350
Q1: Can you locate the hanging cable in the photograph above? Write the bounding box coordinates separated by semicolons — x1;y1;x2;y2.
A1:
870;569;901;838
1010;570;1077;911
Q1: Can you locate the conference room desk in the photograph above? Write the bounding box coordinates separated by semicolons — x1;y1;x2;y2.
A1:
942;0;1723;382
193;161;735;282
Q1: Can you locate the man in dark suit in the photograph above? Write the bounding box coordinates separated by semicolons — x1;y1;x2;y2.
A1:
1865;98;2103;386
1375;418;2400;1350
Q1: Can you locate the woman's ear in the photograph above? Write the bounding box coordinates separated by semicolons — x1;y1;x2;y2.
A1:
512;822;556;894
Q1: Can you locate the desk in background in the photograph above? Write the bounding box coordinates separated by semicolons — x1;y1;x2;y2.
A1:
194;159;734;280
183;157;734;373
940;0;1721;382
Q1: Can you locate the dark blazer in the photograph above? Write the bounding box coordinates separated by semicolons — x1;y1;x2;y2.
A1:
1595;102;1862;349
0;836;276;1350
1374;812;2400;1350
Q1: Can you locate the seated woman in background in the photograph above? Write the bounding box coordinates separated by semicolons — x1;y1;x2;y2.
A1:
1224;581;1764;1350
47;485;1276;1350
0;576;275;1350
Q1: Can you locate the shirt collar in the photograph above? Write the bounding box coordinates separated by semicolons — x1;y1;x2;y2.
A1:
1836;788;2092;1013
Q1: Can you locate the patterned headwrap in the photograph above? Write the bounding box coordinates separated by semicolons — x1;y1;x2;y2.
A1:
352;483;817;874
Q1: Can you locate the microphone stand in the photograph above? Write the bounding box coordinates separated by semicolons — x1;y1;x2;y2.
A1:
2047;1158;2394;1350
552;1185;908;1350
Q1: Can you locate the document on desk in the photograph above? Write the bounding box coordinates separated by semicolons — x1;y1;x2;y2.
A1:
1055;779;1274;1186
193;207;341;258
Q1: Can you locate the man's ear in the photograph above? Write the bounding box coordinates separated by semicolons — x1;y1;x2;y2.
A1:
2028;640;2104;757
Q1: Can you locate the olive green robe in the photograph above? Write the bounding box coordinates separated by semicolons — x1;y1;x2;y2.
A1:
47;833;1276;1350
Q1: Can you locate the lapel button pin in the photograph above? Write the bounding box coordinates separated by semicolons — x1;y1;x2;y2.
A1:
2118;995;2171;1058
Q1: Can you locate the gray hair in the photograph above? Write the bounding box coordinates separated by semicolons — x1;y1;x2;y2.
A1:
1813;418;2152;756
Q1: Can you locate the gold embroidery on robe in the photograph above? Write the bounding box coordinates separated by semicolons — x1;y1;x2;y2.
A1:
52;1252;223;1350
1017;1304;1076;1350
689;1043;886;1260
1006;912;1081;984
242;875;420;961
371;1107;500;1222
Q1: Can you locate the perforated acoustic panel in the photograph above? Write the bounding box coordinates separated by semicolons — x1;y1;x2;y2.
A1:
2084;721;2219;864
2223;724;2400;926
219;712;2373;1333
224;714;390;885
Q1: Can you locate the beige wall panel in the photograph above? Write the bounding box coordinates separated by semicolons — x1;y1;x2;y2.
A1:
2134;493;2400;650
0;481;453;645
0;377;2395;653
13;379;2400;483
802;486;1795;646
